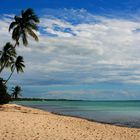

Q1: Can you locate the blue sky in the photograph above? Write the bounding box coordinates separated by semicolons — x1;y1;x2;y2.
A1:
1;0;140;100
1;0;140;16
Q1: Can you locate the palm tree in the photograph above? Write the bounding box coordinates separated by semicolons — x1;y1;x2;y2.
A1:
0;42;16;73
5;56;25;84
9;8;39;47
11;86;22;99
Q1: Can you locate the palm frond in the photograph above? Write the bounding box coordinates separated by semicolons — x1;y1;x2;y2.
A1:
29;15;40;23
9;8;39;47
9;22;17;32
24;8;34;16
26;22;38;31
0;42;16;71
14;16;21;22
15;56;25;73
12;26;20;41
22;31;28;46
26;28;38;41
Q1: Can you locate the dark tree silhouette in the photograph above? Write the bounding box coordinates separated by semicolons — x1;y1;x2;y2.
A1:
0;78;11;104
11;86;22;99
0;42;16;73
0;8;39;104
9;8;40;47
5;56;25;84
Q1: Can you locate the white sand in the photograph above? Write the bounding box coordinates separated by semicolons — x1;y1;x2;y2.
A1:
0;104;139;140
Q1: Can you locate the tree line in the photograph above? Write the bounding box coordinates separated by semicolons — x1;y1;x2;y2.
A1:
0;8;39;104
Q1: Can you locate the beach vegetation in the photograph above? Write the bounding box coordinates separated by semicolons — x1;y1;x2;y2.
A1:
0;8;39;104
0;78;11;104
9;8;39;47
5;56;25;84
11;86;22;99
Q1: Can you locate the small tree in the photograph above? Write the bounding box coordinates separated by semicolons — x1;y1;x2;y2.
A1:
5;56;25;84
11;86;22;99
0;42;16;73
0;78;11;104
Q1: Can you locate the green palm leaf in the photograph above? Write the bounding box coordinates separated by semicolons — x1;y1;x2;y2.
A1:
9;8;39;47
0;42;16;73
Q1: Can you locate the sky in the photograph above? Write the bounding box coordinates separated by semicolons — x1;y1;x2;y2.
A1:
1;0;140;100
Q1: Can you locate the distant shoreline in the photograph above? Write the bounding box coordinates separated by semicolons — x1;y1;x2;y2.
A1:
12;98;140;102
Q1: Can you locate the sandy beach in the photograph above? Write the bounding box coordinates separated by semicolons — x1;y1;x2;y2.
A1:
0;104;139;140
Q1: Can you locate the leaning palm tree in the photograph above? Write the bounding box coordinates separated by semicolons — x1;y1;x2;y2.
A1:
11;86;22;99
9;8;40;47
5;56;25;84
0;42;16;73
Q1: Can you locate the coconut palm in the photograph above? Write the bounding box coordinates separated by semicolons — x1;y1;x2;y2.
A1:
11;86;22;99
9;8;39;47
0;42;16;73
5;56;25;84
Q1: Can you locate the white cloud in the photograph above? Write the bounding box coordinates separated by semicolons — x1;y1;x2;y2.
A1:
1;10;140;86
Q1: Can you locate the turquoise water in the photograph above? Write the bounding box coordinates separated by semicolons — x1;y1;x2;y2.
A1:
14;100;140;128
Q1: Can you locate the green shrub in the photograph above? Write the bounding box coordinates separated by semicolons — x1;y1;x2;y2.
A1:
0;78;11;104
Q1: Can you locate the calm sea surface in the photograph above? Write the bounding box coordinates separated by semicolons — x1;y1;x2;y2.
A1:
13;100;140;128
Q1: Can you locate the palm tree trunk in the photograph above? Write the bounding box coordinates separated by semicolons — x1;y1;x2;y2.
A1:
14;38;19;48
5;67;15;84
14;42;17;48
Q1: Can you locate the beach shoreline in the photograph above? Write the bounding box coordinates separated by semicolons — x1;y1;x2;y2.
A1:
0;104;140;140
17;102;140;129
51;112;140;129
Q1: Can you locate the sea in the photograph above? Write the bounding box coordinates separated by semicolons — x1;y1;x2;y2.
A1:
13;100;140;128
